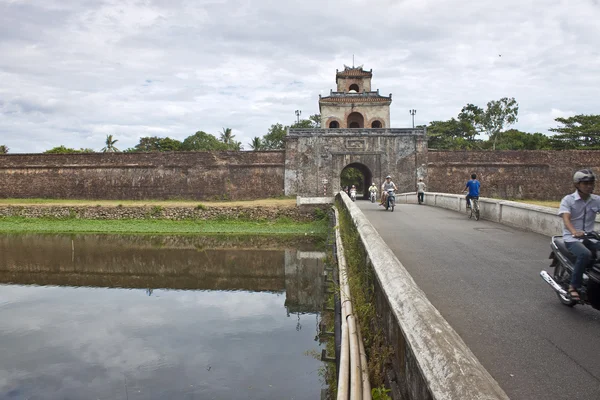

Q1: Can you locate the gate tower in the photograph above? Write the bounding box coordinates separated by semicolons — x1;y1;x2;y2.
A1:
285;65;427;198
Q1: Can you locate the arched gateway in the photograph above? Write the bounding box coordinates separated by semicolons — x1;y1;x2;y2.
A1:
284;65;427;197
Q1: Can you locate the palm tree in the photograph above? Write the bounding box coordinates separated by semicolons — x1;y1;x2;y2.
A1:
219;127;235;145
248;137;263;151
101;135;120;152
0;145;8;154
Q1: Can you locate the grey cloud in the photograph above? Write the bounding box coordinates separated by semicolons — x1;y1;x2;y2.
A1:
1;0;600;152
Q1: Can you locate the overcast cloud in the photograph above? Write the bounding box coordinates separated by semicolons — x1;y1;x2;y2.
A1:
1;0;599;153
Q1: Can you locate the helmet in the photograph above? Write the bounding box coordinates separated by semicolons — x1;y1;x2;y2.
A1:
386;175;391;179
351;185;355;188
573;169;596;183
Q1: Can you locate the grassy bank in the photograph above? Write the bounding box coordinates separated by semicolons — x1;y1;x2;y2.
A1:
0;217;328;235
512;199;560;208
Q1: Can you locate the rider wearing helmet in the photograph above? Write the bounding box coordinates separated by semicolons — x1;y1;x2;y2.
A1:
380;175;398;206
349;184;357;199
368;182;378;200
558;169;600;301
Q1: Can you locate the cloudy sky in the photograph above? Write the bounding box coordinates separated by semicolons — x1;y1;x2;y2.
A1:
1;0;599;153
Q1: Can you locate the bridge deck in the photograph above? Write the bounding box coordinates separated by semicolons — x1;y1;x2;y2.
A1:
357;201;600;400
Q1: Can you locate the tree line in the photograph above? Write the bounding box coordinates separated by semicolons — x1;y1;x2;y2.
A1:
0;106;598;154
426;97;600;150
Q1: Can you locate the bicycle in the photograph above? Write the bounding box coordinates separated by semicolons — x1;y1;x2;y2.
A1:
467;196;480;221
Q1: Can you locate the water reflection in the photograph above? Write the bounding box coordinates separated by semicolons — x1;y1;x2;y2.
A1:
0;234;327;400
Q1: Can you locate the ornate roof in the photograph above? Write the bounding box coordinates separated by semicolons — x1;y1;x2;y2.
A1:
319;91;391;104
336;65;372;78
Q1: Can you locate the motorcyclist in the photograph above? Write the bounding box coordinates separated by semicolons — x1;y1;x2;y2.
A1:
558;169;600;301
380;175;397;207
349;185;357;200
368;182;378;201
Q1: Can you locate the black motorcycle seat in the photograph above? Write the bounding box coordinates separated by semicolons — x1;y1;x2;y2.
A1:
553;238;577;263
554;237;600;265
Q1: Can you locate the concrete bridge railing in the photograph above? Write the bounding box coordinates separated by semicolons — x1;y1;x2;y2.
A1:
395;192;600;236
336;192;509;400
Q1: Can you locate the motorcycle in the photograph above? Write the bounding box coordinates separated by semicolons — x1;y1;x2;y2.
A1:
350;190;356;202
385;189;395;212
540;232;600;309
370;190;377;203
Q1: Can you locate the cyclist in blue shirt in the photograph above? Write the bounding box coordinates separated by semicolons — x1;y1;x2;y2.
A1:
463;173;480;209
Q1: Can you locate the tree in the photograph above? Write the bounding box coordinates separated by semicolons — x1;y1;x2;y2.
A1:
482;129;551;150
101;134;120;152
181;131;228;151
248;137;263;151
340;167;364;192
0;145;8;154
459;98;519;150
427;118;480;150
549;114;600;149
309;113;321;128
290;114;321;129
226;140;243;151
219;127;235;144
133;136;182;152
44;146;95;154
262;123;287;150
290;119;314;129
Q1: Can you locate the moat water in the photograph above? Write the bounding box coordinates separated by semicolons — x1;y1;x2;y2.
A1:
0;234;327;399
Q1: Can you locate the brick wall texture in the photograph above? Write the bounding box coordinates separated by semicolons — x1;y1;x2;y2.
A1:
0;151;285;200
1;150;599;201
427;150;600;201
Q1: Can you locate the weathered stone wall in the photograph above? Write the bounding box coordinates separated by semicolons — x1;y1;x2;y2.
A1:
0;151;285;200
285;128;427;197
427;150;600;200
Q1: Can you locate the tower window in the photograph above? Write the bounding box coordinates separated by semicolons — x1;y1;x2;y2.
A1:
349;84;360;92
371;121;382;128
329;121;339;128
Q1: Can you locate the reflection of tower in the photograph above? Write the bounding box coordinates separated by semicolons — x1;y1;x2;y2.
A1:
284;250;326;313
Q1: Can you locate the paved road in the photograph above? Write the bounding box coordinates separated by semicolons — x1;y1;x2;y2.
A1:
357;201;600;400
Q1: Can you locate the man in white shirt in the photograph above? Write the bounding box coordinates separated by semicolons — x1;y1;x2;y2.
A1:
416;178;426;204
380;175;397;207
557;169;600;301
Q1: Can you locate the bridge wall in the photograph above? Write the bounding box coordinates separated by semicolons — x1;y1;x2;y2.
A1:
336;192;509;400
0;151;285;200
428;150;600;201
396;192;600;236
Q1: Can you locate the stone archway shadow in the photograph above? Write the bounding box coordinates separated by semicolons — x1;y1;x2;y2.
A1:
340;162;373;200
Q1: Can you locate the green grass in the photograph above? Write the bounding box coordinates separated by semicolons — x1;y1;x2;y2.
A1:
494;198;560;208
514;199;560;208
0;217;328;235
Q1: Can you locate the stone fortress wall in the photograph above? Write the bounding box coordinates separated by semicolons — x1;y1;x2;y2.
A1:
427;150;600;201
0;150;598;201
0;151;286;200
